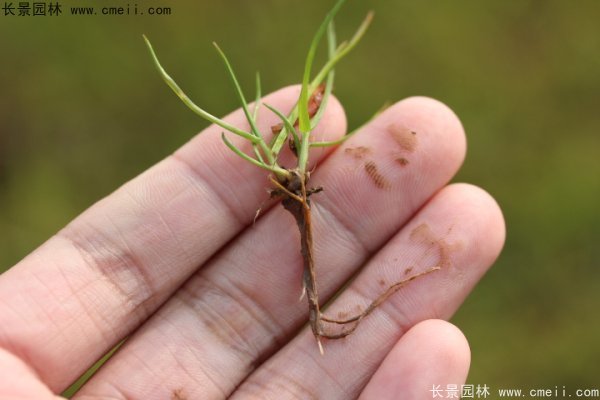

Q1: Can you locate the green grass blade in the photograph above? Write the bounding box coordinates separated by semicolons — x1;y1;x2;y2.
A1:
221;133;287;176
253;71;262;122
311;11;374;88
309;129;357;148
269;122;292;157
298;0;347;133
252;144;265;164
213;43;262;139
142;35;257;143
251;72;265;163
213;43;277;165
271;9;369;158
310;101;388;147
310;21;337;131
264;103;300;154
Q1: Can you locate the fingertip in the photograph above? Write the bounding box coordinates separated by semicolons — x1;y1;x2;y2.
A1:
438;183;506;268
378;96;467;171
359;319;470;400
414;319;471;377
0;348;56;399
397;96;465;141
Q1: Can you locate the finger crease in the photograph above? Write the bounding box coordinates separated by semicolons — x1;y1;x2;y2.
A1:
57;224;156;324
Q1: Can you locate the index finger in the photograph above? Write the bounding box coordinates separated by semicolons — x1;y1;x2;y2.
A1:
0;85;346;392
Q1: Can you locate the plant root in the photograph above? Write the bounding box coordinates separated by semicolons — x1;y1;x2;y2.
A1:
319;266;441;338
273;169;441;354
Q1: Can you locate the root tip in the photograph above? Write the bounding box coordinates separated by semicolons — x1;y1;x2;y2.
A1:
299;285;307;302
317;338;324;355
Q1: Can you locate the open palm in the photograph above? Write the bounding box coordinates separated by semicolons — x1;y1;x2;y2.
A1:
0;87;504;399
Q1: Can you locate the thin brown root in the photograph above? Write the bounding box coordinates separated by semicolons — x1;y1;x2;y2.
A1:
319;266;441;336
253;207;262;226
299;282;307;301
307;186;323;196
319;325;360;339
321;313;361;324
317;337;324;355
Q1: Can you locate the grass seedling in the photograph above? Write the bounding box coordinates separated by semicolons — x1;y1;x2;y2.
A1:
144;0;438;354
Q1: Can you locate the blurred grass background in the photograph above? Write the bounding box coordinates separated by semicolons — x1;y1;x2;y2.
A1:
1;0;599;392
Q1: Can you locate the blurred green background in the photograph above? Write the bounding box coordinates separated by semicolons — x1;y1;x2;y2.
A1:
1;0;599;394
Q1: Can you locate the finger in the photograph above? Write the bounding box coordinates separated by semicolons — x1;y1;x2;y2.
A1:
0;348;58;400
359;320;470;400
0;85;346;392
75;97;467;399
233;183;504;399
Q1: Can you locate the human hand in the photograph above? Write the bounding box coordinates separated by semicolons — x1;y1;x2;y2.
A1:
0;86;504;399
